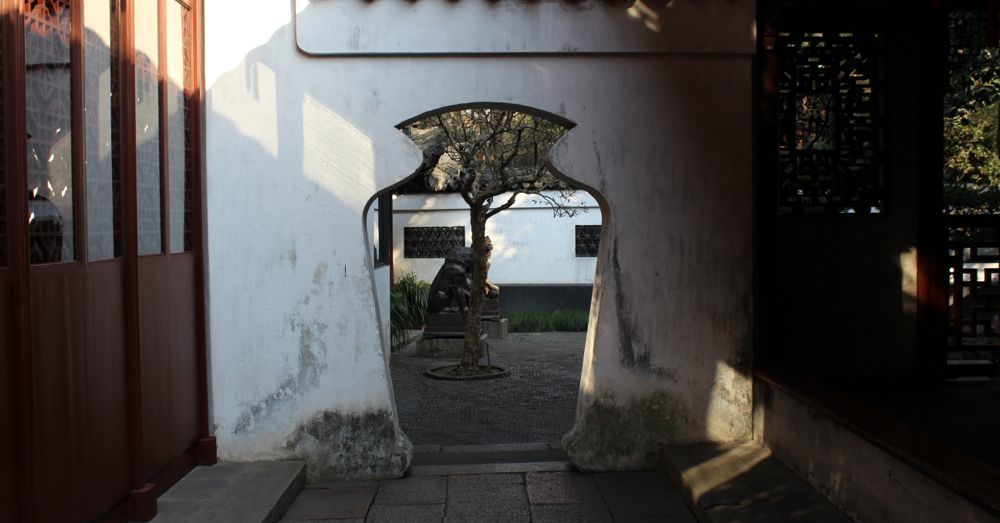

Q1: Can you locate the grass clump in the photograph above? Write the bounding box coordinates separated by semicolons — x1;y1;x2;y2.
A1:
390;272;430;348
507;309;589;333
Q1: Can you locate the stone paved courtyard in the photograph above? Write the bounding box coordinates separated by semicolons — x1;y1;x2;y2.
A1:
391;332;586;445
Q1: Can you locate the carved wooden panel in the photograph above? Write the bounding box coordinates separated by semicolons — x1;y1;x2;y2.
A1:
775;31;883;215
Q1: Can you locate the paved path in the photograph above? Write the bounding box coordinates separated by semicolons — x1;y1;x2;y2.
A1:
280;469;697;523
390;332;586;445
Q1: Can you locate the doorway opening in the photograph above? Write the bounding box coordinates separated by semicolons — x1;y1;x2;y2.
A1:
365;104;606;447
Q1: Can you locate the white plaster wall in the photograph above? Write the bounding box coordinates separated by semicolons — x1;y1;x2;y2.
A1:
205;0;755;472
392;191;600;285
295;0;754;55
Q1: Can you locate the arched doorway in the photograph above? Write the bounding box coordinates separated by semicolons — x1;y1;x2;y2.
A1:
365;104;608;450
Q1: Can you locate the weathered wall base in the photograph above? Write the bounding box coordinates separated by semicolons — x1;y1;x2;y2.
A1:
564;391;693;471
755;378;999;523
285;410;412;481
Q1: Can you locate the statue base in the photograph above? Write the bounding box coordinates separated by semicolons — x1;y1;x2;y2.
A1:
424;297;502;339
483;318;508;339
423;312;466;339
416;333;488;358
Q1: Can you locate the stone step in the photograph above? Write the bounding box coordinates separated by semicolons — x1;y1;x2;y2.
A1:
660;441;853;523
150;461;306;523
410;443;573;475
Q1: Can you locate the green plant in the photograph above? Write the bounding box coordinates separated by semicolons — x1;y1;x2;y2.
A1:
507;309;589;333
390;272;430;348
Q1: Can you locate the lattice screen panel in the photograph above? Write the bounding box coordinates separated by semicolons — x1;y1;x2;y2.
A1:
948;11;989;59
575;225;600;257
404;226;465;258
775;31;883;215
947;227;1000;358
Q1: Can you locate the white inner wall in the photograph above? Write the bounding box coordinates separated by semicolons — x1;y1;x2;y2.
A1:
392;191;600;285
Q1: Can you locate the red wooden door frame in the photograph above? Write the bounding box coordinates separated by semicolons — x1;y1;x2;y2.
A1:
1;0;213;520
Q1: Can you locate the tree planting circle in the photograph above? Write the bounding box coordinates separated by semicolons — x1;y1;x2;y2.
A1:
424;365;510;381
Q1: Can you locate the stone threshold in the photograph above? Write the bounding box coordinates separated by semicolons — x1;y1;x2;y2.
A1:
410;442;573;475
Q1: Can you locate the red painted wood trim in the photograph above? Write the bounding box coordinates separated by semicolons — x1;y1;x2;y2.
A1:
119;0;148;495
71;0;86;264
127;482;157;522
158;0;168;254
190;0;212;446
916;3;949;381
8;0;36;520
147;440;200;499
197;436;217;466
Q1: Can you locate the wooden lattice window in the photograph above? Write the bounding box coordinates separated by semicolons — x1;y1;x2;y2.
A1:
775;31;884;215
25;0;75;263
575;225;600;257
404;226;464;258
166;0;194;253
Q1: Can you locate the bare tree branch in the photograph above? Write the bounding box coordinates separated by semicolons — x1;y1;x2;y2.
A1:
485;191;521;218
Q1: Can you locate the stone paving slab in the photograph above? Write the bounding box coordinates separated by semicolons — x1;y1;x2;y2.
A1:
443;516;529;523
525;471;603;505
530;503;613;523
373;475;447;505
283;482;377;520
367;504;446;523
279;468;696;523
391;332;585;445
446;474;530;518
594;471;691;518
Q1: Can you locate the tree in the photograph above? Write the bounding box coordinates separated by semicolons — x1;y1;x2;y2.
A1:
944;46;1000;214
406;108;577;370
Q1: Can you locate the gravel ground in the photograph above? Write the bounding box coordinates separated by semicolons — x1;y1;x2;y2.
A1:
390;332;586;445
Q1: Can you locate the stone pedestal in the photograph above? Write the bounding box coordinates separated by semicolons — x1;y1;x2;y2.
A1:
415;337;465;358
423;312;465;338
416;333;487;358
483;318;508;339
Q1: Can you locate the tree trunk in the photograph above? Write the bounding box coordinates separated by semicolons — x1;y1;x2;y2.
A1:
460;206;488;368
